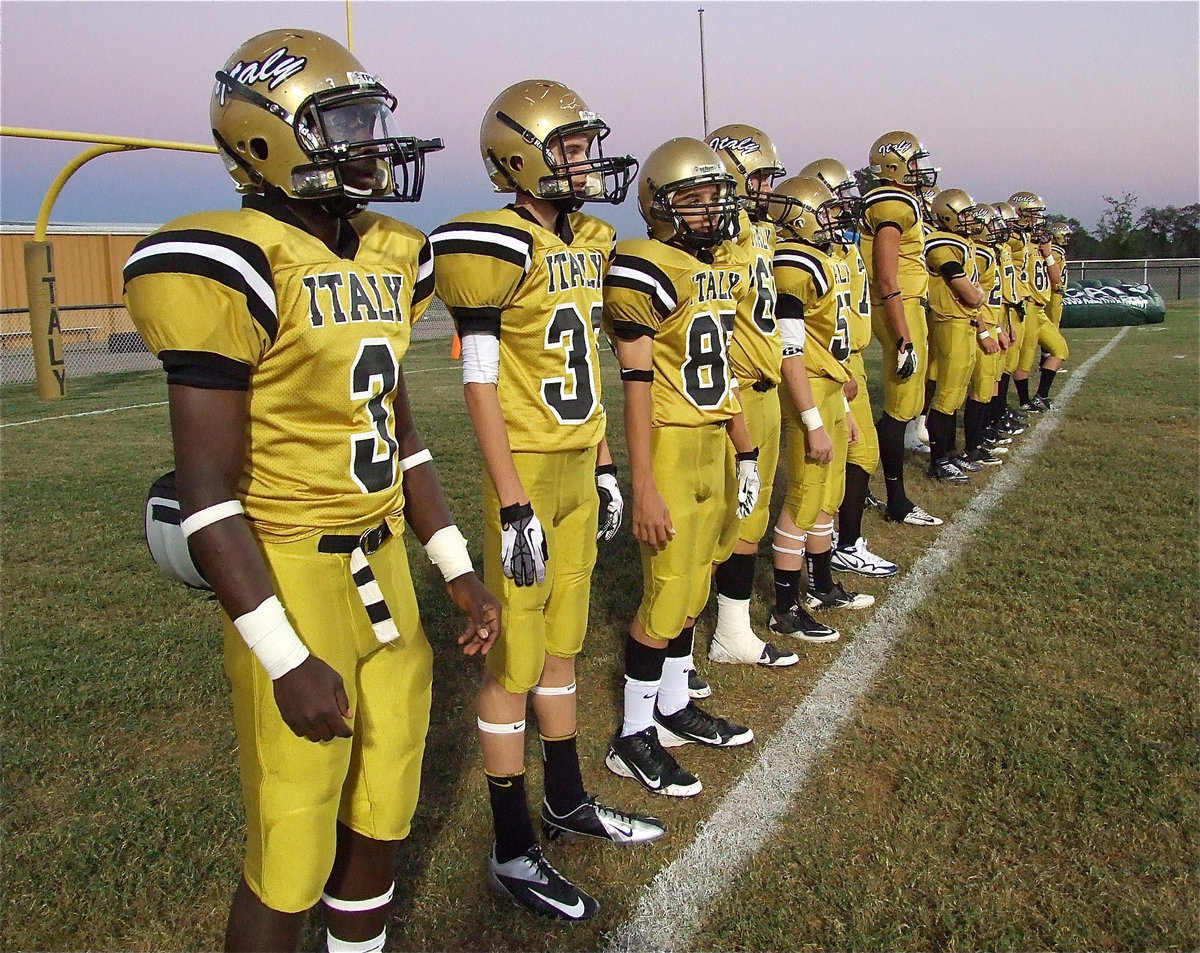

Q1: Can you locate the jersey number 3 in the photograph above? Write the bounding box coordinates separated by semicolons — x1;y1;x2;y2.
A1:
542;303;599;424
351;338;400;494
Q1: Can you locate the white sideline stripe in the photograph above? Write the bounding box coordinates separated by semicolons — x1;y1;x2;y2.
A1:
0;365;459;429
605;326;1131;953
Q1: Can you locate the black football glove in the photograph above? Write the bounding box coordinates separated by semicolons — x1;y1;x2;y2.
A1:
499;502;548;587
595;464;623;542
896;340;919;380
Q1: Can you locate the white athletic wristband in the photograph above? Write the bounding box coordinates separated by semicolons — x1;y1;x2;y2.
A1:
399;448;433;472
978;328;992;340
843;396;852;412
1043;255;1058;267
800;407;824;431
424;525;474;582
181;500;244;538
233;595;310;680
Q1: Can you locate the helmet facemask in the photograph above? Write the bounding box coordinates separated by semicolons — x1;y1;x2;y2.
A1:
652;173;741;250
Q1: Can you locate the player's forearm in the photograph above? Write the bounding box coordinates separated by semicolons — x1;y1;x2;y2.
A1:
463;382;525;506
726;408;754;455
780;354;818;412
622;383;656;494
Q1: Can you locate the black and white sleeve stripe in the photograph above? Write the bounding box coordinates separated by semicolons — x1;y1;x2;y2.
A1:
124;229;279;342
413;236;435;306
429;221;533;272
774;247;829;298
605;254;678;319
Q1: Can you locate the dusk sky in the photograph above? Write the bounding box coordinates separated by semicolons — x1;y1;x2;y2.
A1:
1;0;1197;239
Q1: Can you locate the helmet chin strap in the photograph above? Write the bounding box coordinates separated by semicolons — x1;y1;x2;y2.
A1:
551;195;584;214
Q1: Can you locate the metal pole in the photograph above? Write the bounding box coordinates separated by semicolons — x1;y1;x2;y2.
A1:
698;7;709;133
346;0;354;52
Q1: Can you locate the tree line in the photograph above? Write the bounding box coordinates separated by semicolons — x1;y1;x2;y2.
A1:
1049;193;1200;260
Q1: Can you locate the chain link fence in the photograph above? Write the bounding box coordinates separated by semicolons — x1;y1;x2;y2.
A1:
1;299;457;386
1073;258;1199;300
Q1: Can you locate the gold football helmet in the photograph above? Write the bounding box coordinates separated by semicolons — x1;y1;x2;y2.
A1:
990;202;1019;242
1008;191;1047;229
932;188;984;237
798;158;863;224
920;186;941;226
1047;221;1073;245
867;131;939;191
479;79;636;208
705;123;785;219
762;175;845;245
638;137;740;249
972;202;997;239
211;29;442;206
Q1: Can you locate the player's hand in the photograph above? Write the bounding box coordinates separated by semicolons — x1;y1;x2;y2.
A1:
847;411;861;447
633;482;674;551
595;465;623;541
979;333;1000;355
997;330;1012;352
447;573;501;656
735;448;761;519
806;425;834;464
499;502;547;587
272;655;353;743
896;339;918;380
842;376;859;401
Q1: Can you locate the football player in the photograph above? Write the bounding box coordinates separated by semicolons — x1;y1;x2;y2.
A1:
430;80;662;921
801;158;900;579
991;201;1031;433
1008;191;1062;413
602;137;759;798
126;30;500;953
859;132;944;526
763;175;875;623
1035;219;1072;408
923;188;988;481
703;124;804;669
966;203;1010;466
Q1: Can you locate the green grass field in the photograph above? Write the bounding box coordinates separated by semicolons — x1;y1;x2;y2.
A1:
2;305;1196;952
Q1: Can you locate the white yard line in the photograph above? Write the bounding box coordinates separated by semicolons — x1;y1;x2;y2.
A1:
605;326;1131;953
0;365;459;429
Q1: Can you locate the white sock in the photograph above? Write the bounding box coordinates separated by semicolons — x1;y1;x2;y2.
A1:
621;676;660;736
713;594;765;654
657;655;692;716
328;929;386;953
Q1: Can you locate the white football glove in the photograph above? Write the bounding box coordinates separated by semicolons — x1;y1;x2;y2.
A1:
595;466;623;542
735;448;761;519
896;340;919;380
499;502;548;587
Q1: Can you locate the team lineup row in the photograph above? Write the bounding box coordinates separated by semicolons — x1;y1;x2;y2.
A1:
130;28;1070;950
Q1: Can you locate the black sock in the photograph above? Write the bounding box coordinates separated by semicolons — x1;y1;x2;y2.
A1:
625;633;667;681
806;549;834;594
964;400;988;451
989;392;1005;426
927;409;955;461
773;567;802;612
838;463;870;546
922;379;935;415
714;551;756;600
998;373;1012;410
876;413;910;515
1038;367;1056;400
669;623;695;658
947;410;959;453
487;771;536;863
541;734;586;816
1015;376;1031;406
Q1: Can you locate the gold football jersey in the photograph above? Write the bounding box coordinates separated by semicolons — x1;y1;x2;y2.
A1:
997;242;1020;306
836;241;873;352
773;239;852;383
124;200;434;541
430;208;612;452
1028;246;1053;305
924;231;981;319
1007;235;1033;301
1051;242;1068;288
603;237;748;428
860;185;928;303
974;243;1003;328
724;210;782;387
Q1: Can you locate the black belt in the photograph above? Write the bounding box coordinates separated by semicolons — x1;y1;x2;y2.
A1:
318;521;392;555
751;380;777;393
